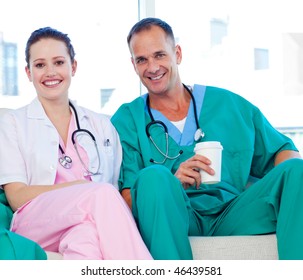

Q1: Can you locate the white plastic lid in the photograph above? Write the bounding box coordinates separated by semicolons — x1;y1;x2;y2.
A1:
194;141;223;151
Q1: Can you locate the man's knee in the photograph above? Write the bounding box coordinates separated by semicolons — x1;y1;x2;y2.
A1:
136;165;176;195
278;158;303;176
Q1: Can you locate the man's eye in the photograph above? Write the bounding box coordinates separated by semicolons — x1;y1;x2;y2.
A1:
56;60;64;65
156;53;165;58
136;58;146;64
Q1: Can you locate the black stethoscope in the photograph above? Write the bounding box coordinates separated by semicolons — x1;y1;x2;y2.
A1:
145;84;205;164
58;101;101;175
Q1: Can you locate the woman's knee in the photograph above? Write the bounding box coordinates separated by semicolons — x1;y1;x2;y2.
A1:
74;182;119;201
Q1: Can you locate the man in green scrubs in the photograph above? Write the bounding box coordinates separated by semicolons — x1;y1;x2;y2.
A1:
0;189;46;260
111;17;303;260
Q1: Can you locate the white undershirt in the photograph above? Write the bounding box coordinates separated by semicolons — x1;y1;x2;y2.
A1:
171;117;187;132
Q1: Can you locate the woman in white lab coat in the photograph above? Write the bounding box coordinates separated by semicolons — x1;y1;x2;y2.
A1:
0;27;152;260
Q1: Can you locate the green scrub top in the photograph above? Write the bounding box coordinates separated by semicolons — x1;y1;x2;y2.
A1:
111;85;297;215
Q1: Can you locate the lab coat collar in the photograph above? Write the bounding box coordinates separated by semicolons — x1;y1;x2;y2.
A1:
26;98;88;123
27;98;49;120
68;99;88;123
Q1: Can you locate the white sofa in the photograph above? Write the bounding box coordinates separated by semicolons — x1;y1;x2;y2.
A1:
46;234;278;260
0;108;278;260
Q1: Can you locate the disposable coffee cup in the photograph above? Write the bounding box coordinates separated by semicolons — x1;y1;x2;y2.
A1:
194;141;223;184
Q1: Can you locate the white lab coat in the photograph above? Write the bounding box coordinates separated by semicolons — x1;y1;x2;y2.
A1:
0;98;122;189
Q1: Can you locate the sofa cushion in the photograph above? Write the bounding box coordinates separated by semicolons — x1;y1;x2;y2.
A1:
189;234;278;260
46;234;278;260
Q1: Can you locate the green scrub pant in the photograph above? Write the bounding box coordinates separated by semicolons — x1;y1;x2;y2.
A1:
0;229;47;260
131;158;303;260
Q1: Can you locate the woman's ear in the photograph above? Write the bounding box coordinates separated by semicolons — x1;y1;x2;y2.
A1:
71;60;77;76
25;66;32;82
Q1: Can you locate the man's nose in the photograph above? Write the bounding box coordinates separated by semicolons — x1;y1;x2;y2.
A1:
147;58;160;73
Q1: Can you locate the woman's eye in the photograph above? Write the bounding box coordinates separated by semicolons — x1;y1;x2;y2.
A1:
56;60;64;65
35;63;44;68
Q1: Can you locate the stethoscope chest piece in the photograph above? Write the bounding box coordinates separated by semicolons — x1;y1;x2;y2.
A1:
194;128;205;142
59;155;72;169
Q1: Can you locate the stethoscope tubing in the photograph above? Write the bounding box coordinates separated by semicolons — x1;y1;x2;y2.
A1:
145;84;203;163
146;84;200;131
58;101;100;175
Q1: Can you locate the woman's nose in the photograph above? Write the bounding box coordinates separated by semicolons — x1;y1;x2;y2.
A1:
46;65;56;76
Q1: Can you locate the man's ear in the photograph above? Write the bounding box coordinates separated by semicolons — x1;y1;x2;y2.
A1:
131;57;139;74
175;44;182;65
25;66;32;82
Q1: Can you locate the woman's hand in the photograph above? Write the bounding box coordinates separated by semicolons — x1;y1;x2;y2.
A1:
174;154;214;189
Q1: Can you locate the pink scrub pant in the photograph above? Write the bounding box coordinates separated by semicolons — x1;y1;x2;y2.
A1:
11;182;152;260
